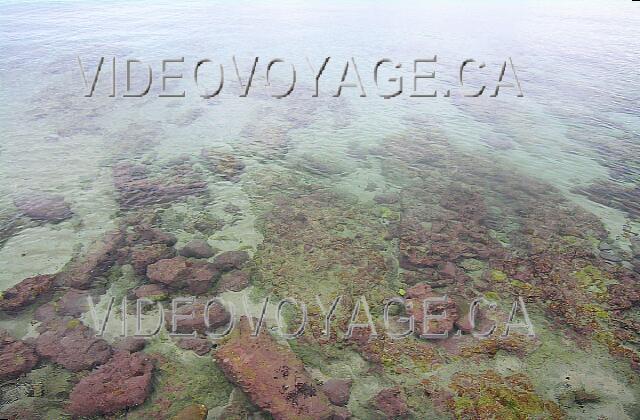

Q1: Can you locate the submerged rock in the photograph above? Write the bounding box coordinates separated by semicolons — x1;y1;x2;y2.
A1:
0;330;39;380
215;269;250;293
131;283;168;301
223;203;243;215
13;193;72;223
165;300;230;335
573;180;640;219
35;319;112;371
146;256;219;294
201;150;245;181
67;351;154;417
216;318;338;420
372;387;409;418
33;288;92;323
146;256;190;287
439;261;458;279
180;239;215;259
598;241;613;252
187;259;221;294
212;250;250;271
373;192;400;205
599;249;622;263
51;288;91;318
114;337;147;353
406;283;458;337
176;337;213;355
321;379;352;407
128;223;177;247
130;243;176;275
171;404;208;420
0;274;55;313
113;163;207;209
558;387;600;407
630;236;640;257
58;229;124;289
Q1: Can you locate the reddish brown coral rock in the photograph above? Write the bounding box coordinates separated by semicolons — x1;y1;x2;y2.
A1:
146;257;218;294
215;269;250;293
216;318;337;420
321;379;352;407
67;351;154;417
0;274;55;312
187;259;220;294
212;250;250;272
179;239;215;259
130;243;176;275
176;337;213;355
113;163;207;209
407;283;458;337
127;222;177;247
35;319;112;371
146;256;190;287
0;330;39;380
13;193;73;223
201;150;245;181
165;300;231;335
372;387;409;418
59;229;124;289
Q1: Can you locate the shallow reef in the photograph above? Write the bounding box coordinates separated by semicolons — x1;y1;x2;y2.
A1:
1;117;639;420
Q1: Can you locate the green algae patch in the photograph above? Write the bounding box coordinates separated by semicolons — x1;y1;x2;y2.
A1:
0;364;75;419
484;291;501;301
250;183;395;313
574;265;611;299
65;319;81;329
580;303;610;320
461;258;485;272
377;206;400;221
27;364;74;400
106;264;140;303
447;370;564;420
490;270;507;283
128;337;232;419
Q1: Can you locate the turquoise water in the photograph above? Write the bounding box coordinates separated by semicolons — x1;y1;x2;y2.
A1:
1;1;640;419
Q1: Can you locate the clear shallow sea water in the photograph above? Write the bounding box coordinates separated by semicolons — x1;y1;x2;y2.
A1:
1;1;640;419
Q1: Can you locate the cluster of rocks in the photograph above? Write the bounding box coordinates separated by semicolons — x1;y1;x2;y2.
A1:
0;213;256;416
398;187;504;289
0;301;154;418
31;309;155;417
144;249;249;295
